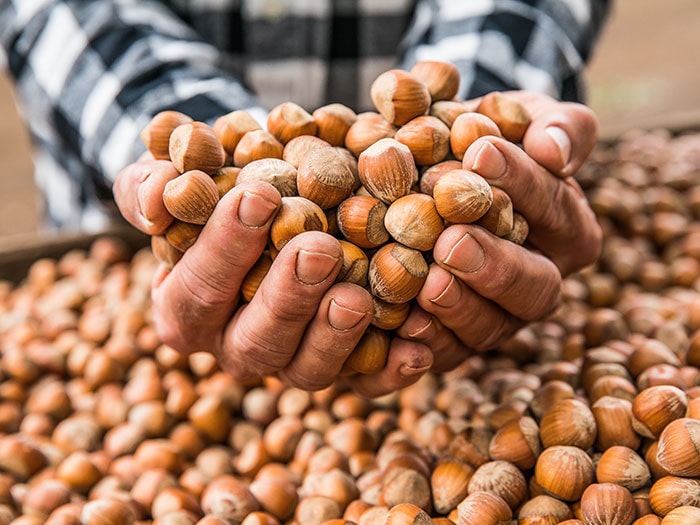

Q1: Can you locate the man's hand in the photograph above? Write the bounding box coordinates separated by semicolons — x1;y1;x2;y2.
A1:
398;92;603;372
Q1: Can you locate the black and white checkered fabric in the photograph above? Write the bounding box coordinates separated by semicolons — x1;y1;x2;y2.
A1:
0;0;610;230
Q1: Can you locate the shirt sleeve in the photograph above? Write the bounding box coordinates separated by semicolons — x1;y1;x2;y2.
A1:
0;0;266;230
398;0;612;102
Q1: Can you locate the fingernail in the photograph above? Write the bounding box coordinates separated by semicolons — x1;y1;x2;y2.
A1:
137;182;154;225
545;126;572;169
429;274;462;307
328;299;368;330
399;363;432;377
407;317;435;339
238;191;278;228
442;232;486;273
471;141;507;180
295;250;340;285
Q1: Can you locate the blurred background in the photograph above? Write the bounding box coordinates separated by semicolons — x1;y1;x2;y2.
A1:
1;0;698;240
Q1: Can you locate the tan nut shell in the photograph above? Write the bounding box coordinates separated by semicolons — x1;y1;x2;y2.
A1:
236;158;298;197
336;195;390;249
141;110;193;160
169;121;226;174
655;417;700;477
370;69;431;126
297;147;357;209
410;60;461;102
368;242;429;304
433;169;493;223
394;115;451;166
358;138;416;204
269;196;328;251
384;193;445;251
162;169;219;225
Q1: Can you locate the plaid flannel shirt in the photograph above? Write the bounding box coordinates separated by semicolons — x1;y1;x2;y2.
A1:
0;0;610;231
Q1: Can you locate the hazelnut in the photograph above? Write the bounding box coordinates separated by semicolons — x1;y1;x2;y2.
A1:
385;502;433;524
297;147;357;209
141;110;194;160
430;459;473;514
467;460;527;510
213;110;262;156
234;130;284;168
579;483;636;525
649;475;700;517
282;135;332;169
433;169;493;223
336;240;369;287
267;101;317;144
488;416;541;470
269;196;329;251
163;170;219;225
394;115;451;166
312;103;358;146
596;445;651;492
539;398;597;450
450;112;501;160
336;195;390;249
655;417;700;477
410;60;461;102
358;138;416;205
368;242;429;304
457;491;512;525
344;325;390;375
476;91;531;143
370;69;431;126
384;193;445;251
534;445;594;502
344;111;397;157
235;158;298;197
164;220;203;253
631;385;688;439
169;122;226;174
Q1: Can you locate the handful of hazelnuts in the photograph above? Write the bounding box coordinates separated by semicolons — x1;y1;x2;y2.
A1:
139;60;532;374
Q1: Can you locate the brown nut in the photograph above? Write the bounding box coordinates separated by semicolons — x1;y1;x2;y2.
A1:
384;193;445;251
141;110;194;160
336;240;369;287
410;60;461;102
213;110;262;156
297;147;357;209
233;130;284;168
450;113;501;160
534;445;594;502
162;169;219;225
394;115;451;166
164;220;203;252
539;398;597;450
368;242;429;304
242;252;274;302
457;491;512;525
212;166;242;197
336;195;390;249
648;475;700;517
475;185;514;237
169;121;226;174
344;112;397;157
344;326;390;375
358;138;416;205
267;101;317;144
596;445;651;492
488;416;541;470
282;135;332;169
312;103;358;146
370;69;431;126
632;385;688;439
655;417;700;477
236;158;298;197
429;100;471;128
476;91;531;143
269;196;329;251
467;460;528;510
371;297;411;331
433;168;493;223
580;483;636;525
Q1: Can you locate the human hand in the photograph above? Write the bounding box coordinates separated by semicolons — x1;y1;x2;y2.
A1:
397;92;603;372
114;158;433;397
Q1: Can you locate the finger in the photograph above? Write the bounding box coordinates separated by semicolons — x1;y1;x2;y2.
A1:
412;262;526;351
276;283;374;391
505;91;599;178
152;181;281;353
217;231;343;383
463;136;602;274
397;305;475;372
113;159;180;235
344;338;434;398
431;225;562;321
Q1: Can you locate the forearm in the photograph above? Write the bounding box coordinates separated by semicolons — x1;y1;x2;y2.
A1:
399;0;612;102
